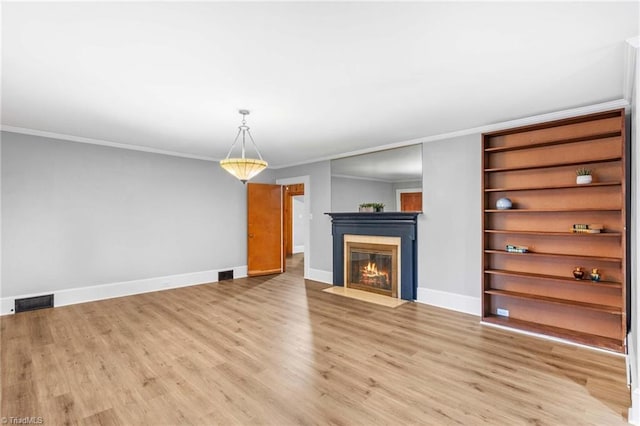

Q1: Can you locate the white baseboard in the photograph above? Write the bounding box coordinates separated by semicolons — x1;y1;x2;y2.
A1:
630;388;640;425
416;287;481;316
293;245;305;254
307;268;333;284
0;265;248;316
630;329;638;423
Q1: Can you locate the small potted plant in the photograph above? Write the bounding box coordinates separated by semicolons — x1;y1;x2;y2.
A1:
576;168;592;185
372;202;385;212
359;203;374;212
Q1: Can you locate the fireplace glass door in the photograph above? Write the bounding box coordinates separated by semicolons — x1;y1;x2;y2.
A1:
346;243;398;297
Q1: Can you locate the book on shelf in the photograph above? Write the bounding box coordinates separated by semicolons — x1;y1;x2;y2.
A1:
571;228;602;234
572;223;604;230
506;244;529;253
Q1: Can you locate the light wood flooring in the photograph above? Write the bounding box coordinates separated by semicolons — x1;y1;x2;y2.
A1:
1;254;630;425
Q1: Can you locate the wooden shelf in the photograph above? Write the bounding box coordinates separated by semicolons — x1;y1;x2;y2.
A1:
484;156;621;173
483;132;621;153
484;289;621;314
485;229;622;237
484;182;621;192
484;269;622;288
485;208;621;213
481;108;626;352
484;249;621;263
481;316;624;352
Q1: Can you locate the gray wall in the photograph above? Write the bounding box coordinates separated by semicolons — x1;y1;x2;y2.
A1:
331;176;394;212
419;134;481;298
274;161;332;274
293;195;305;252
1;131;254;297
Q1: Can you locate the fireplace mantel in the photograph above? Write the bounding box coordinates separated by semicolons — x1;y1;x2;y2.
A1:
326;212;420;300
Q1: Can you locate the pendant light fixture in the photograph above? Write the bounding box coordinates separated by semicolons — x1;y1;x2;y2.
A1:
220;109;268;183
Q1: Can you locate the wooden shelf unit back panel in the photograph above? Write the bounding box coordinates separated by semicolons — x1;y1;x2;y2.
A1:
485;113;623;150
487;275;622;308
489;211;624;233
486;233;622;259
481;108;627;352
487;255;623;283
486;137;622;170
487;296;623;340
487;186;622;210
487;161;622;189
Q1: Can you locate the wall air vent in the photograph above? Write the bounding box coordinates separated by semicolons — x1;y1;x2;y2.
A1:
218;270;234;281
15;294;54;313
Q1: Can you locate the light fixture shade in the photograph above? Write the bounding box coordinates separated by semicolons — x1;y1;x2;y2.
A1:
220;157;268;183
220;109;268;183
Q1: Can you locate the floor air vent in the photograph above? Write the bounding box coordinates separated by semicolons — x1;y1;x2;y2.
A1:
15;294;54;313
218;270;234;281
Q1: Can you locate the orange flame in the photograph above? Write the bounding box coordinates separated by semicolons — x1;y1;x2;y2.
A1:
362;262;388;280
364;262;378;275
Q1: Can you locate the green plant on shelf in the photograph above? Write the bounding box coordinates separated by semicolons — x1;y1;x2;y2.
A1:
576;167;592;176
359;202;385;212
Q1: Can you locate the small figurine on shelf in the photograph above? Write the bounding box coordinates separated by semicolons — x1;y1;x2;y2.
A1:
590;268;601;282
496;197;513;210
573;266;584;280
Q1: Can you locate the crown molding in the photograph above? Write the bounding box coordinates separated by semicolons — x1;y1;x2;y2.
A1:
331;173;395;183
623;36;639;104
2;98;630;169
274;98;630;170
331;173;421;184
0;125;218;162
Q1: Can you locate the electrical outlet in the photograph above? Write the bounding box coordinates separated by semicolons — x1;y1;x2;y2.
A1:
496;308;509;317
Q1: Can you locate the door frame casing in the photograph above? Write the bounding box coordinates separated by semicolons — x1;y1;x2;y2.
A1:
276;175;311;279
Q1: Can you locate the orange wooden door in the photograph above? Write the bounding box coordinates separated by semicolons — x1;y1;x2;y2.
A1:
247;183;283;276
401;192;422;212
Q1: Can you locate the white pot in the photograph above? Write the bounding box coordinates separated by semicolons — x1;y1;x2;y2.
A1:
576;175;592;185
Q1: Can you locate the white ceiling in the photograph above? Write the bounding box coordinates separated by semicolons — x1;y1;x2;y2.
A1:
2;2;638;168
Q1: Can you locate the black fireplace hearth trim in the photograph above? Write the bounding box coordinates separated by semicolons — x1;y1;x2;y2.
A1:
325;212;420;301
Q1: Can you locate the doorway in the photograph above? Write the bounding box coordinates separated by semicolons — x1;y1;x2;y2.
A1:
277;176;310;278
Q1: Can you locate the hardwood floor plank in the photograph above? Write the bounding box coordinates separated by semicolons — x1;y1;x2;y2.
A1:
1;254;630;424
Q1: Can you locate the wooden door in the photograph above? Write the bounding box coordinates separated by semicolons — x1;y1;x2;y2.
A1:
247;183;283;276
400;192;422;212
283;183;305;256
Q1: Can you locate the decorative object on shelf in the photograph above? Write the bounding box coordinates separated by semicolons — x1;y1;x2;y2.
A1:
496;197;513;210
506;244;528;253
571;224;604;234
220;109;268;183
590;268;601;282
576;168;593;185
573;266;584;280
359;203;374;212
359;202;384;212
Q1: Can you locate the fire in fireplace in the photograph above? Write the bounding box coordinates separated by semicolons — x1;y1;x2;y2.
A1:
346;242;398;297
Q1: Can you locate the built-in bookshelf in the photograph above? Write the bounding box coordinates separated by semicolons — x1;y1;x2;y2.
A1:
481;109;627;352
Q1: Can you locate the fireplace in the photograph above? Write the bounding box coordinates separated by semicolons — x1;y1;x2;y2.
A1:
327;212;419;301
344;235;401;298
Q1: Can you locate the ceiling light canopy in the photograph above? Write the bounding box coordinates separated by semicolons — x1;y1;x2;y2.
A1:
220;109;268;183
